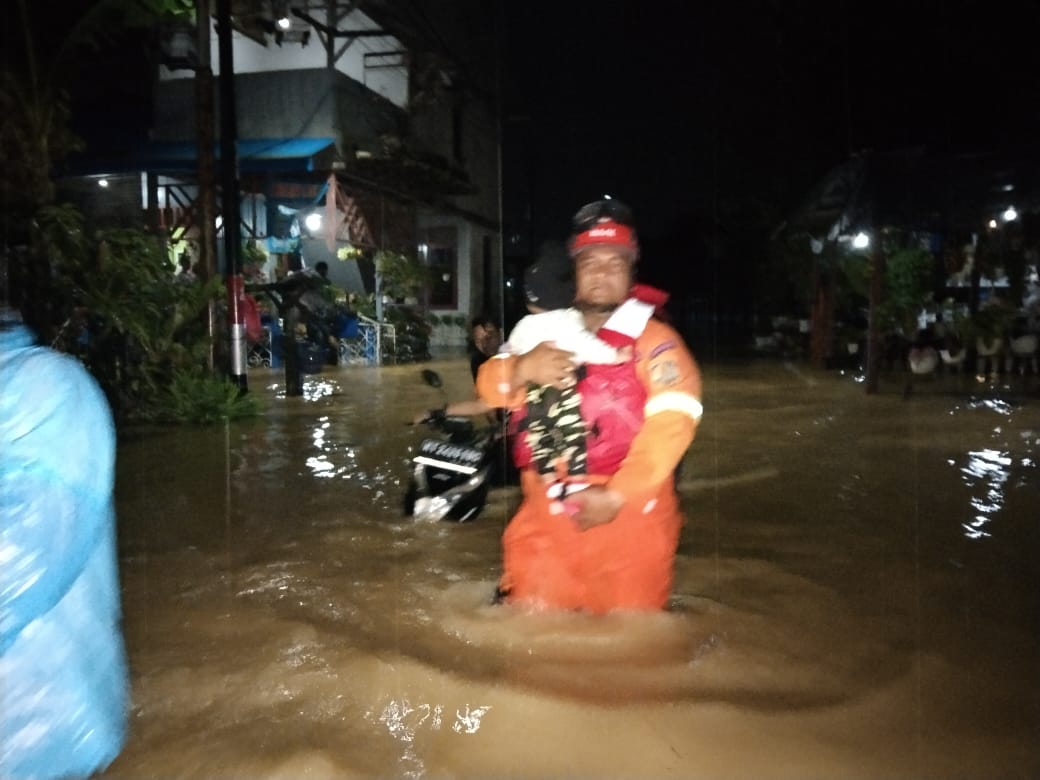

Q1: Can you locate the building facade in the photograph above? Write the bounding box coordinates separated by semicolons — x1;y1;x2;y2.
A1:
69;1;503;348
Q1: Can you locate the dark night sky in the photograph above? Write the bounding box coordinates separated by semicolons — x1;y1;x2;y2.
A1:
18;0;1040;297
500;0;1040;260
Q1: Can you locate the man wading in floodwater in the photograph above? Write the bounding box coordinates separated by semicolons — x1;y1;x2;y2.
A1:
476;199;704;613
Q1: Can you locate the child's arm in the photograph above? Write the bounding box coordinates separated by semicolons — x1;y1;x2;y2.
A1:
554;327;625;365
477;341;578;406
502;311;554;356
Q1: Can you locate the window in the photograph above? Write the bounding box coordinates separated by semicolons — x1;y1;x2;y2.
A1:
419;226;458;308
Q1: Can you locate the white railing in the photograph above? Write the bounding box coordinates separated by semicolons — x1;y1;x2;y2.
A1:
338;314;396;366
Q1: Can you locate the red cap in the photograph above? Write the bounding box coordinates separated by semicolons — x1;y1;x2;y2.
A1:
569;219;638;257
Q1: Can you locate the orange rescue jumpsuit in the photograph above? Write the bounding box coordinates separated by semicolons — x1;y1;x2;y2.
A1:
477;313;703;614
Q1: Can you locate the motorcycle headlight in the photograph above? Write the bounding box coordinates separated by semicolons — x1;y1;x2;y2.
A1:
414;494;457;523
412;469;489;523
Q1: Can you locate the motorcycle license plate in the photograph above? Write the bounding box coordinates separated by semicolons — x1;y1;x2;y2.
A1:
414;438;483;475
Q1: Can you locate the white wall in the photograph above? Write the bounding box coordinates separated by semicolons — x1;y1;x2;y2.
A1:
418;212;470;310
160;7;408;108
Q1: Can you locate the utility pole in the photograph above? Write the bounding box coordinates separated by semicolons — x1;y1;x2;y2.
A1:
195;0;218;370
216;0;247;391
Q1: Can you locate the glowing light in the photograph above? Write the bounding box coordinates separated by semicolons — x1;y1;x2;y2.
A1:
852;232;870;250
304;212;323;232
988;219;998;229
1002;206;1018;222
276;16;291;30
98;178;109;188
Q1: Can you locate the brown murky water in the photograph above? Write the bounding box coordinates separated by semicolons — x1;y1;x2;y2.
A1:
101;358;1039;780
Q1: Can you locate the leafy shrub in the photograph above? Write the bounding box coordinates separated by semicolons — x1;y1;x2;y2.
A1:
161;368;262;425
36;204;227;422
383;304;432;363
879;247;937;338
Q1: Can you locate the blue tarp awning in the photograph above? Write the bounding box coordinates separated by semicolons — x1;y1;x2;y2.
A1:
137;137;336;174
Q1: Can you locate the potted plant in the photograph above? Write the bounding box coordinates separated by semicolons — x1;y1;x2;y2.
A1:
835;322;866;356
938;305;969;371
971;299;1016;355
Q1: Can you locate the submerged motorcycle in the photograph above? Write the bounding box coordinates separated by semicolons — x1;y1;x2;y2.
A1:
403;369;507;523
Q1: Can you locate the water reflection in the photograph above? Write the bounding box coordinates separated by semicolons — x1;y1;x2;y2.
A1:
944;395;1039;541
964;396;1015;415
959;449;1011;539
304;378;339;400
103;361;1040;780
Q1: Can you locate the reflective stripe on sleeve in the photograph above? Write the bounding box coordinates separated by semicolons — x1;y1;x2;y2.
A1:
644;391;703;420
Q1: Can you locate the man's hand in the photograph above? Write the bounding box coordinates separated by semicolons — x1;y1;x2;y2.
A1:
566;486;625;531
515;341;577;389
411;406;446;425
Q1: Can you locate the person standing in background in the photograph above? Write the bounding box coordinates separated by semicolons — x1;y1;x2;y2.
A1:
468;313;502;382
176;252;197;283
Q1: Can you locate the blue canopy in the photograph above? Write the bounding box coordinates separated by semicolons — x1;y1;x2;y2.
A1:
144;137;337;173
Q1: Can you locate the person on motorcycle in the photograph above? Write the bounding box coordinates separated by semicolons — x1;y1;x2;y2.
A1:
410;314;503;425
468;314;501;382
476;198;704;614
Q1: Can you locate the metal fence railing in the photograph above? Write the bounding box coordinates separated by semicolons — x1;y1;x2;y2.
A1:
338;314;396;366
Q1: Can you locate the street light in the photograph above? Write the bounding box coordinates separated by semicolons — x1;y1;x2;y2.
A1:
304;212;323;233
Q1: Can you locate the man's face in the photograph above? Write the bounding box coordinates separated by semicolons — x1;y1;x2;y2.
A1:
474;323;500;352
484;324;501;350
573;246;634;314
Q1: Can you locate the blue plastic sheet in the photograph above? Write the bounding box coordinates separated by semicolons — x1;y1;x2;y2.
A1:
1;322;129;780
334;312;359;339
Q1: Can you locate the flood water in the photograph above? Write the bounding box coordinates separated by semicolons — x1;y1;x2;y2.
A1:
100;358;1039;780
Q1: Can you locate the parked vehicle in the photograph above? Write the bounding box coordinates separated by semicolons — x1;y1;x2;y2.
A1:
404;409;497;523
403;369;501;522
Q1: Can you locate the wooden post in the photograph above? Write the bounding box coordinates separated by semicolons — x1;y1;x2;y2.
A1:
283;305;303;397
195;0;219;370
865;241;886;394
809;262;835;369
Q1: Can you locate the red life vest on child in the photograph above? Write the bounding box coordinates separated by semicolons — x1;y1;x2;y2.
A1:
577;359;646;474
509;297;655;477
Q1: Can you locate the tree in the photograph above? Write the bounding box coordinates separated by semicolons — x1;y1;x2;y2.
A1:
2;0;255;424
878;245;937;342
41;203;257;422
2;0;191;334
